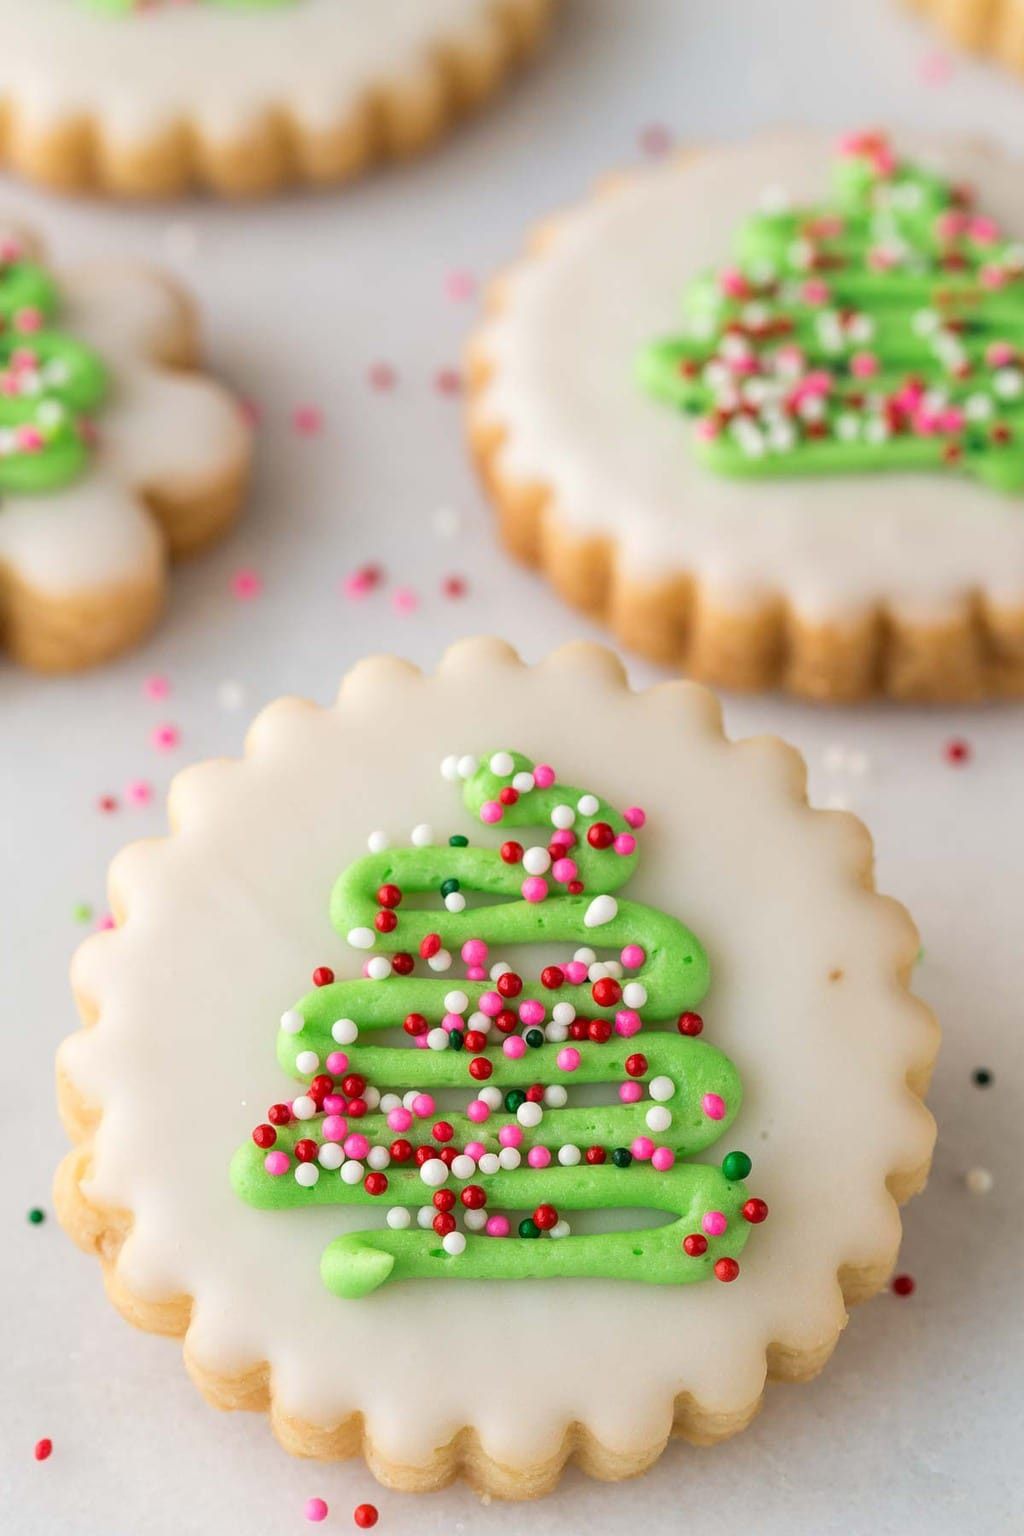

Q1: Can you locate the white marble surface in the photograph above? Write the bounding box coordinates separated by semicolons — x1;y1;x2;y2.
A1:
1;1;1022;1532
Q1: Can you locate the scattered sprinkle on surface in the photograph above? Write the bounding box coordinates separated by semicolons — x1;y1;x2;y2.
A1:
965;1167;994;1195
230;568;264;601
292;406;323;437
34;1439;52;1462
151;724;181;753
891;1274;915;1297
27;1208;45;1225
143;674;170;701
304;1497;329;1523
353;1506;379;1530
640;123;673;158
944;737;971;766
368;363;396;392
972;1067;993;1088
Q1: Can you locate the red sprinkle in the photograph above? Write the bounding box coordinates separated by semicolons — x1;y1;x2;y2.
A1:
944;737;971;766
892;1273;916;1297
354;1506;379;1530
442;575;467;599
34;1439;52;1462
677;1012;704;1037
714;1257;740;1283
682;1234;707;1257
625;1053;648;1078
312;967;335;987
500;841;524;865
419;933;442;959
742;1197;769;1224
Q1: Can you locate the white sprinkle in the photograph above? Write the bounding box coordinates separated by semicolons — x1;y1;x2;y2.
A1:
584;895;618;929
604;960;623;980
443;1231;467;1257
403;1090;419;1110
577;794;599;817
367;1146;391;1171
551;804;576;830
550;1220;571;1240
440;755;460;782
340;1160;365;1185
557;1144;582;1167
348;927;375;950
552;1002;576;1026
387;1206;412;1229
512;771;535;794
646;1106;673;1133
420;1159;449;1188
965;392;994;422
517;1102;543;1128
543;1085;568;1108
280;1009;304;1035
478;1152;501;1175
994;367;1023;400
362;1086;381;1112
490;961;512;980
456;755;478;780
489;751;515;776
217;679;246;712
451;1154;476;1180
427;950;452;972
318;1143;344;1170
545;1023;569;1043
295;1163;319;1188
417;1205;435;1228
366;956;390;980
379;1093;402;1114
292;1095;317;1121
367;830;389;854
427;1028;449;1051
498;1147;521;1170
622;982;647;1009
411;823;433;847
649;1075;674;1103
295;1050;320;1075
444;990;469;1015
965;1166;994;1195
433;504;461;538
464;1208;488;1231
523;846;552;876
913;308;940;336
331;1018;359;1045
468;1012;490;1033
574;947;597;966
479;1087;503;1111
444;892;467;913
588;962;610;982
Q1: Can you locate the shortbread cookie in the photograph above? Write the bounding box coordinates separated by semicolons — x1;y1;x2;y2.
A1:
55;639;938;1496
906;0;1024;72
0;223;250;670
469;131;1024;700
0;0;555;198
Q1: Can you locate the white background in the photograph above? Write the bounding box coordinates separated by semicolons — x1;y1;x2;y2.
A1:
2;1;1023;1532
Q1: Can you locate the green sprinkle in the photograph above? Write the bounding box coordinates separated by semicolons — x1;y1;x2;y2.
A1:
449;1030;464;1052
72;903;93;925
504;1089;526;1113
440;878;460;897
448;835;469;847
612;1148;632;1168
722;1151;752;1182
524;1029;544;1049
518;1218;540;1239
27;1208;45;1225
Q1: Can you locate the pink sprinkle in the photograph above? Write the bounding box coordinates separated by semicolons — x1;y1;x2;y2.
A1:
322;1095;345;1115
467;1101;490;1124
392;586;418;615
550;829;575;848
528;1146;552;1168
623;807;646;830
533;765;556;789
615;1010;642;1038
342;564;384;600
800;279;831;306
849;352;879;379
719;267;750;300
479;991;502;1017
981;265;1008;291
125;779;152;807
702;1210;728;1237
411;1094;434;1118
444;269;476;303
499;1125;523;1148
465;1141;486;1160
292;406;323;437
238;397;262;428
230;568;263;601
651;1147;675;1171
702;1093;726;1120
368;362;397;391
387;1107;412;1133
631;1136;655;1161
640;123;673;159
97;914;115;931
442;1013;463;1032
986;341;1016;368
434;367;462;395
613;834;636;856
556;1047;581;1073
343;1134;369;1160
519;1000;544;1026
503;1036;526;1060
920;49;953;86
552;858;578;883
14;307;42;334
563;961;588;986
480;801;504;825
151;724;180;752
971;218;1000;245
619;1081;642;1104
325;1053;348;1075
442;575;467;599
265;1151;289;1175
466;966;486;981
322;1115;347;1142
143;674;170;701
486;1216;511;1237
461;939;488;965
15;425;44;451
521;876;548;903
304;1498;329;1524
621;945;646;969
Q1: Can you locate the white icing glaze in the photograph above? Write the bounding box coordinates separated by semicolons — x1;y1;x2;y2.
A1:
59;641;936;1469
0;0;513;141
0;246;248;596
477;133;1024;623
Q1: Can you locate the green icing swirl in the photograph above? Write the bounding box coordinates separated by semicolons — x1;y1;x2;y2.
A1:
0;244;107;493
232;752;763;1298
639;131;1024;492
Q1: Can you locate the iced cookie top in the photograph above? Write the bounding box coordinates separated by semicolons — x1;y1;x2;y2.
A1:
641;131;1024;492
233;750;766;1298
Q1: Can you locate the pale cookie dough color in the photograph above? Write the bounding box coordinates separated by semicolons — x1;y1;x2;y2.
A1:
469;131;1024;700
0;223;250;671
55;640;938;1498
0;0;556;197
906;0;1024;74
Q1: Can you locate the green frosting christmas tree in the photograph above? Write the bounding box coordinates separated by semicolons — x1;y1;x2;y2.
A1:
232;751;767;1298
640;131;1024;492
